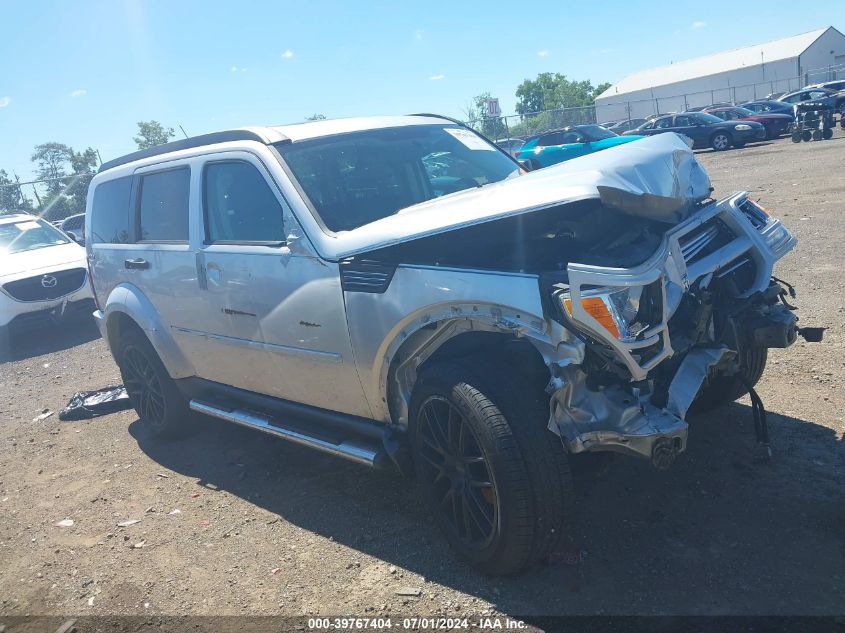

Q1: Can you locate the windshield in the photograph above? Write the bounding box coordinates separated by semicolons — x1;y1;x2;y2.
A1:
276;124;520;232
692;113;724;124
0;217;71;255
578;125;617;140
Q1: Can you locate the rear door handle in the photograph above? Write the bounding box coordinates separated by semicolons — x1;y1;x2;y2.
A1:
124;258;150;270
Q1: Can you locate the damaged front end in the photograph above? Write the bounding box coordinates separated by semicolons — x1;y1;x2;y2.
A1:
543;192;805;468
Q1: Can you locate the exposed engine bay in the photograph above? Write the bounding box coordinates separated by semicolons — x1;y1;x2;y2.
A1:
363;199;670;272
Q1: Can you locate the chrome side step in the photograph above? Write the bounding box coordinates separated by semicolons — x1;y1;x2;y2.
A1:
189;400;385;468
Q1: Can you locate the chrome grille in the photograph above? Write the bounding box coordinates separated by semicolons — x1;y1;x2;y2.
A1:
678;219;736;265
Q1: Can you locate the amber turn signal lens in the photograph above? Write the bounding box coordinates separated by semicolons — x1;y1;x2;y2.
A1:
562;297;621;338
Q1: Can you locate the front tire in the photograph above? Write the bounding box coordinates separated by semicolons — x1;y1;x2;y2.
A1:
410;361;573;575
694;347;768;411
711;131;732;151
116;327;192;438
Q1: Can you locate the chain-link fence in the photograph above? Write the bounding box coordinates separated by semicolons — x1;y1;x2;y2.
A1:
466;61;845;143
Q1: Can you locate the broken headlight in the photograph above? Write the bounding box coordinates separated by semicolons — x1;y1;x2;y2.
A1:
561;285;653;342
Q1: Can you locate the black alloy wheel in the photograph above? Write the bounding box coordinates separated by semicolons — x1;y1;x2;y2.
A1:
121;345;167;429
416;395;499;551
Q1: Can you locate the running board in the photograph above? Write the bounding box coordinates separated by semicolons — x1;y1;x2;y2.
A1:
189;400;387;468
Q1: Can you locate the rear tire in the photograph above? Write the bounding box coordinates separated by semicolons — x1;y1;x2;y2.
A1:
711;132;731;151
791;131;802;143
116;326;193;438
410;361;573;575
694;347;768;411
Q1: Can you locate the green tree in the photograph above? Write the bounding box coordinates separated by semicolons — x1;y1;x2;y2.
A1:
31;142;73;197
0;169;31;212
513;73;610;130
515;73;607;114
305;113;327;121
463;92;507;140
29;142;98;220
134;120;175;150
67;148;99;211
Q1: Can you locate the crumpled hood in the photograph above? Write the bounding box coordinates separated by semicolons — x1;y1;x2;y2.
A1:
330;133;711;259
0;242;87;280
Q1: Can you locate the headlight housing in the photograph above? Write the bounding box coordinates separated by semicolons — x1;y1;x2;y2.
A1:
561;285;654;342
734;124;752;131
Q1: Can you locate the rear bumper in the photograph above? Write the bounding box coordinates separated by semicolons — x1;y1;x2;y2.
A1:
738;128;767;142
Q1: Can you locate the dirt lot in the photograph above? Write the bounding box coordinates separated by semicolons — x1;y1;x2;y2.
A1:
1;134;843;622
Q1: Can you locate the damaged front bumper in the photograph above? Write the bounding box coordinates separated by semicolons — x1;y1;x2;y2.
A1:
547;193;799;467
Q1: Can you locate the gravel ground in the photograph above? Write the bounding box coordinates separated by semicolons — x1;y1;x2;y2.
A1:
0;133;843;621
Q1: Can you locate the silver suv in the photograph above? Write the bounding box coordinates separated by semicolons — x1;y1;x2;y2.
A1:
86;115;805;574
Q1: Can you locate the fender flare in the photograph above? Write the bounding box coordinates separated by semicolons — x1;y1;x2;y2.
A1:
101;283;195;379
372;301;580;427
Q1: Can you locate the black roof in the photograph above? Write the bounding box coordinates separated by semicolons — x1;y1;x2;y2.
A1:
98;129;290;174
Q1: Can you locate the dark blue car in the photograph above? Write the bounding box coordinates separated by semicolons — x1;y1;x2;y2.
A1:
624;112;766;151
740;100;796;116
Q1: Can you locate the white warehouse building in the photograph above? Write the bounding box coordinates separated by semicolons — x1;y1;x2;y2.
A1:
595;26;845;123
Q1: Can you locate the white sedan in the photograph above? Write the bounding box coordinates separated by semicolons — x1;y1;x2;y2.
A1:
0;214;94;355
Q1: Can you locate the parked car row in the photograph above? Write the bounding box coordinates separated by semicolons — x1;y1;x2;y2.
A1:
601;80;845;140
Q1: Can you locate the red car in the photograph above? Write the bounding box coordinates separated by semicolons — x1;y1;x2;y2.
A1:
703;106;793;140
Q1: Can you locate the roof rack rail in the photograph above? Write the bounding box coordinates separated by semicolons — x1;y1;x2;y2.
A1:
97;129;288;173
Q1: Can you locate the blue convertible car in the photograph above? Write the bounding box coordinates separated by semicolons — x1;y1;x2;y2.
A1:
515;124;643;167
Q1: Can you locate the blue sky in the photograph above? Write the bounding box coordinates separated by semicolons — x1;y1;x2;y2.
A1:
0;0;838;181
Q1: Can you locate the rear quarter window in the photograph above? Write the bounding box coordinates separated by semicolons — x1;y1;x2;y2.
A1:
137;168;190;242
91;176;132;244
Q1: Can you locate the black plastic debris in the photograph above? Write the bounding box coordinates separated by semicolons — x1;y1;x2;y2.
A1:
58;385;132;421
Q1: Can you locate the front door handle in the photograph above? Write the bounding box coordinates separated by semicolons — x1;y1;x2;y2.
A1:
124;258;150;270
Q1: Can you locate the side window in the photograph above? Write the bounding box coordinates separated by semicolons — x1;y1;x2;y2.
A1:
536;132;566;147
91;176;132;244
137;168;190;242
654;117;673;129
203;161;285;243
674;115;691;126
808;91;827;99
781;94;798;104
640;121;654;130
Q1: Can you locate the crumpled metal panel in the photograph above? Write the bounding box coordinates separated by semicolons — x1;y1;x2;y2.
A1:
667;346;737;419
330;134;711;259
549;365;688;461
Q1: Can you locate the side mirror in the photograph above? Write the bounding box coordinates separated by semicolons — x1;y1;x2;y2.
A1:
518;159;534;171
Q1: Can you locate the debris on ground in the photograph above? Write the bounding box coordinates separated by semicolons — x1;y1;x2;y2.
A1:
117;519;141;527
132;540;146;549
58;385;131;421
168;509;181;515
53;519;74;528
33;409;54;422
395;587;422;597
270;567;282;575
